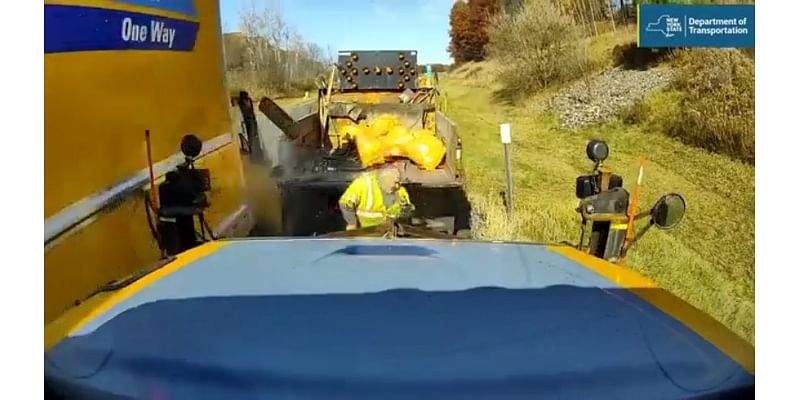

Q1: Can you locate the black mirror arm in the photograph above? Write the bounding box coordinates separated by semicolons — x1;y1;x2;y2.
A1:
621;221;654;257
632;210;652;221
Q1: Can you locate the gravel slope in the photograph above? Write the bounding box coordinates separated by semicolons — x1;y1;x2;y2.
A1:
550;66;674;129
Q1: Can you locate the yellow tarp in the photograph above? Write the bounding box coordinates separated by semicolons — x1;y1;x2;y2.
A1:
342;114;446;170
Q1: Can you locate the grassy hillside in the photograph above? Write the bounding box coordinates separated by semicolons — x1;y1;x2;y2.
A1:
440;58;755;343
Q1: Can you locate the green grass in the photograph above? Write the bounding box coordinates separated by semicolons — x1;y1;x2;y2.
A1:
439;68;755;344
585;25;638;71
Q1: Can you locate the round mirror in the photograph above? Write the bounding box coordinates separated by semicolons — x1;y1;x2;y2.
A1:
586;140;609;163
651;193;686;230
180;134;203;159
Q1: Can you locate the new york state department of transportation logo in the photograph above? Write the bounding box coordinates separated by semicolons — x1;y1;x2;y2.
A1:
646;14;683;38
638;4;754;48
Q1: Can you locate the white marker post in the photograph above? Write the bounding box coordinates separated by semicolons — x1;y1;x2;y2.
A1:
500;123;513;221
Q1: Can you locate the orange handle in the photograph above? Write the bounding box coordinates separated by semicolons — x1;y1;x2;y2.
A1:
625;157;645;246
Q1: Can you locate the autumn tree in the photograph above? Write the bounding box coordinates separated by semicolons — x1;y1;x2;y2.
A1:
448;1;471;63
467;0;500;60
448;0;499;64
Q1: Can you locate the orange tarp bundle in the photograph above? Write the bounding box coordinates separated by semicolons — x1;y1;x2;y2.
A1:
342;114;446;170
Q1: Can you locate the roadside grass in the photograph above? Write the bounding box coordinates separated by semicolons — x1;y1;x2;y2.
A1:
585;25;638;70
619;49;754;164
226;71;315;106
440;68;755;344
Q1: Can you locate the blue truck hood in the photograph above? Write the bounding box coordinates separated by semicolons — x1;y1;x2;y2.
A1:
45;238;754;399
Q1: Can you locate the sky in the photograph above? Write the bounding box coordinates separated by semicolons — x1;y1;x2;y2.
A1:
219;0;455;64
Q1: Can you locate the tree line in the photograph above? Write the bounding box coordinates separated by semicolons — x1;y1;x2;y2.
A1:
224;1;332;98
448;0;651;65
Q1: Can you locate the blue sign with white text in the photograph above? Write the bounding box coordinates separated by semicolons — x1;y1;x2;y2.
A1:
44;5;199;53
638;4;754;48
111;0;197;17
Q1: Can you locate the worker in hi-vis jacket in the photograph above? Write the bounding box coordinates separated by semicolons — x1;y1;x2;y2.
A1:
339;166;414;230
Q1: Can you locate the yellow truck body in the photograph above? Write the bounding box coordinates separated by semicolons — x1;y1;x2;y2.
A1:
44;0;251;323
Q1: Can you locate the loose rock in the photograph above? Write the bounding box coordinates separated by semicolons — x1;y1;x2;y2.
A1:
550;67;674;129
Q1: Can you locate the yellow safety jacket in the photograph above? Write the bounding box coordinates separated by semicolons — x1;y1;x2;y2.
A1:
339;173;412;228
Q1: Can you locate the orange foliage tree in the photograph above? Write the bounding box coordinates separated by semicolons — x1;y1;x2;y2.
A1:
448;0;499;64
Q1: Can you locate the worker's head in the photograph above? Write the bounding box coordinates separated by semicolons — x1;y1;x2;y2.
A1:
377;167;401;193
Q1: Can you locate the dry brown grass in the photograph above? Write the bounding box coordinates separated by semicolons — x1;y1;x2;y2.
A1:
668;49;755;164
487;0;589;102
586;25;638;70
226;70;317;101
620;48;755;164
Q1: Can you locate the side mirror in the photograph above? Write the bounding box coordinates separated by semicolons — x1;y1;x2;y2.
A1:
181;134;203;160
586;140;609;163
650;193;686;230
